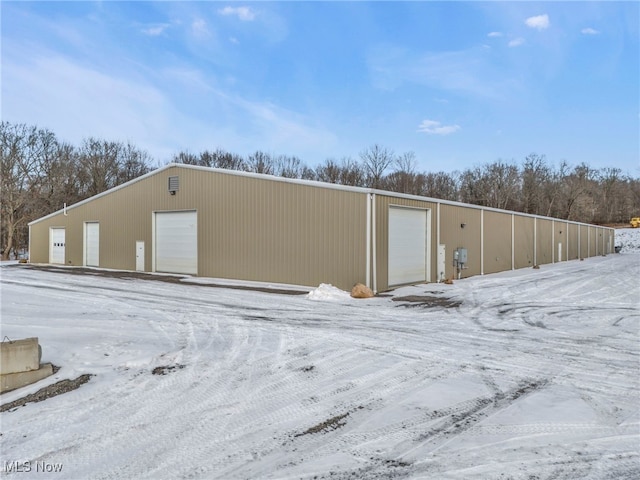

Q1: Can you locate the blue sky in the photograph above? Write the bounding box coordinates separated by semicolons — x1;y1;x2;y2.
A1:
3;1;639;174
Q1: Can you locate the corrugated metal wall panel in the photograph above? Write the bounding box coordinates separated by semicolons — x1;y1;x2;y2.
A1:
29;164;618;290
580;225;589;259
590;227;597;257
483;211;512;274
553;220;567;262
567;222;578;260
29;166;368;290
439;204;481;279
374;195;437;292
536;218;553;265
514;215;535;269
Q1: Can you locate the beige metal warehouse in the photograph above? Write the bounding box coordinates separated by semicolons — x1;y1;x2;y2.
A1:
28;164;615;292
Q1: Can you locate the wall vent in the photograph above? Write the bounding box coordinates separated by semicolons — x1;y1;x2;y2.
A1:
168;176;179;195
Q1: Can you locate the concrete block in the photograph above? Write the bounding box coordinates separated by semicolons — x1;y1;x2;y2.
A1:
1;363;53;393
0;337;41;375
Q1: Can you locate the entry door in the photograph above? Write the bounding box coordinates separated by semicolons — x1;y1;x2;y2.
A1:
136;241;145;271
84;222;99;266
437;244;446;282
155;211;197;274
388;207;429;286
50;228;65;264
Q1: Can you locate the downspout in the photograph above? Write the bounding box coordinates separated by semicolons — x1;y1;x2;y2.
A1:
480;209;484;275
552;221;555;263
372;193;377;294
511;214;515;270
566;221;569;260
437;202;441;281
534;217;537;266
365;193;371;289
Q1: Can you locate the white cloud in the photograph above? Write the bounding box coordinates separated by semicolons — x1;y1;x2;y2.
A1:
581;27;600;35
487;32;503;38
218;6;256;21
508;37;525;47
142;24;169;36
417;119;460;135
525;14;550;31
191;18;208;37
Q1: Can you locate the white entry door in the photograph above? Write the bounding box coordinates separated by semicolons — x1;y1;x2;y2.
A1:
437;244;446;282
50;228;66;264
388;207;430;286
155;211;197;274
136;241;145;271
84;222;99;266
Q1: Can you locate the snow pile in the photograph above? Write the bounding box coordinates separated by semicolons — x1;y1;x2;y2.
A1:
615;227;640;253
307;283;352;301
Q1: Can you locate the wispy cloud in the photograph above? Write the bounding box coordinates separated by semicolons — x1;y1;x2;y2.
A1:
581;27;600;35
417;119;460;135
525;14;550;31
218;6;256;21
508;37;525;48
487;32;503;38
191;18;209;37
368;45;518;100
142;24;170;36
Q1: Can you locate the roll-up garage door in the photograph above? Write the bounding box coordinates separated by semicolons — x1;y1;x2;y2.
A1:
388;207;428;286
85;222;99;266
155;211;197;275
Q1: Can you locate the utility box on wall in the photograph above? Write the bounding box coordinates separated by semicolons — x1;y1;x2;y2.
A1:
453;248;468;266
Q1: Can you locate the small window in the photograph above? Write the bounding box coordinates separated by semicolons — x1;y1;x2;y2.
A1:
168;176;179;194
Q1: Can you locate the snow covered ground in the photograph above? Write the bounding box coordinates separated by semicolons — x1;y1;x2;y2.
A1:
1;229;639;479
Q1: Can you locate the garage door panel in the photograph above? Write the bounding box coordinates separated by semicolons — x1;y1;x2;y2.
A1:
85;223;99;266
155;211;197;275
389;207;427;286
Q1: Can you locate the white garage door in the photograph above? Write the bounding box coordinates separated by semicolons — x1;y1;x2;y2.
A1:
388;207;428;286
85;222;99;266
155;211;197;275
50;228;65;265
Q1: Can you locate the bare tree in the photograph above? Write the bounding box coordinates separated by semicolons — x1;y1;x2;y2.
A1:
245;151;274;175
421;171;459;200
459;161;520;210
275;155;305;178
360;144;394;189
0;122;57;259
385;151;420;194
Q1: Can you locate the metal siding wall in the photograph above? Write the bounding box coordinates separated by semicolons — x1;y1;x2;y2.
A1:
553;220;567;262
439;204;482;280
194;173;367;290
483;211;512;274
536;219;553;265
514;215;535;269
28;167;367;290
29;165;615;289
580;225;589;259
568;223;579;260
374;195;437;292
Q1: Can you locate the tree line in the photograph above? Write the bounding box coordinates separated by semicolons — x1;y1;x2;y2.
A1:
2;121;639;260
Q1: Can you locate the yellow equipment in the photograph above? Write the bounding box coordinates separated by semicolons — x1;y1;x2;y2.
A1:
631;217;640;228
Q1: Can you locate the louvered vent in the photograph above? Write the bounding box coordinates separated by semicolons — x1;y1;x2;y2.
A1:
168;176;179;195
